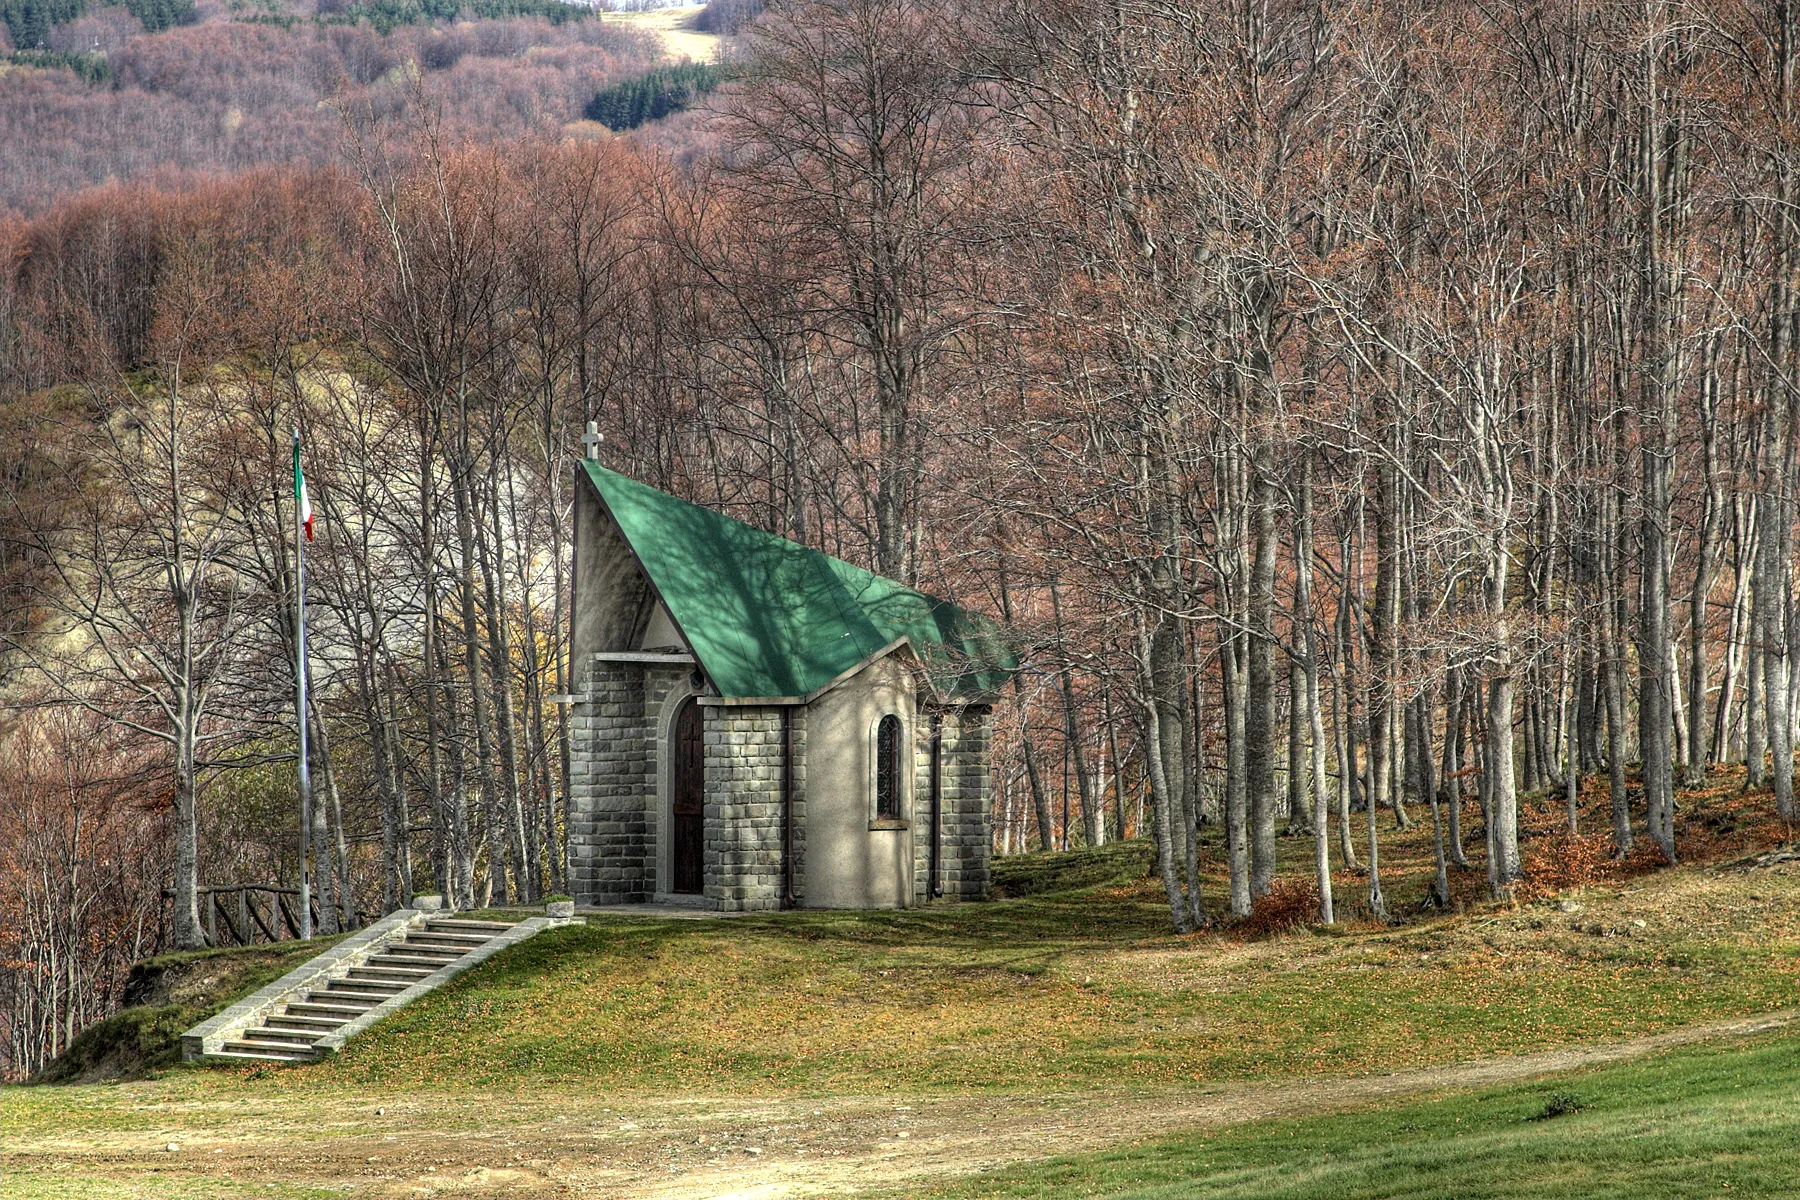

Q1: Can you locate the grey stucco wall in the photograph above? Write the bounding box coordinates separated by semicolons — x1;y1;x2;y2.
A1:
802;657;914;909
569;473;656;668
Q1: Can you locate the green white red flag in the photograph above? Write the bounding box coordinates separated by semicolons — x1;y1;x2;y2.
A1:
293;440;314;542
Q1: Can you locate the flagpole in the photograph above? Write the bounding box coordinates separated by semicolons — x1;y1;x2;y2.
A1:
294;430;313;941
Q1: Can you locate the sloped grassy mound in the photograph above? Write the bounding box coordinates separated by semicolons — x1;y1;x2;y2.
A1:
34;937;344;1084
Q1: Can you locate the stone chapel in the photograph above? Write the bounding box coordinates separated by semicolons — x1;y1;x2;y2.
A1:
566;459;1014;911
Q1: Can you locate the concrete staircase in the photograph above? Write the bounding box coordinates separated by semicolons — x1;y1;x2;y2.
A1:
182;910;574;1065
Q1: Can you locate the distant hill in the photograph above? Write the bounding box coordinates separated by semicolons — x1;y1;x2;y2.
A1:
0;0;748;214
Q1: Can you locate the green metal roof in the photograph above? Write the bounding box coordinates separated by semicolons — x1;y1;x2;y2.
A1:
582;461;1015;702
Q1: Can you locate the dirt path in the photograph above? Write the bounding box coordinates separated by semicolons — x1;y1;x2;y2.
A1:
5;1010;1791;1200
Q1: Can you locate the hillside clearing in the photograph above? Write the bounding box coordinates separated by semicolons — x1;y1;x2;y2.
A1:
4;803;1799;1198
602;5;721;63
2;1014;1793;1199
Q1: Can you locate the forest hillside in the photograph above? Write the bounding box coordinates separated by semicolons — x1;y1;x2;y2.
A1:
3;1;1800;1193
0;0;721;214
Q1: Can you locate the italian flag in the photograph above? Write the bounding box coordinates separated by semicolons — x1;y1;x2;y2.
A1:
294;440;315;543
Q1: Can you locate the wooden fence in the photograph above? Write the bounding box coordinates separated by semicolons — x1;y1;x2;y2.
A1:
159;886;365;949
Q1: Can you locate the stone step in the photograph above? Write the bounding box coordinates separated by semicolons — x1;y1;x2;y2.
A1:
365;953;452;973
387;942;466;959
267;1014;346;1033
344;967;426;984
219;1041;316;1062
426;919;516;934
374;947;463;964
242;1027;321;1047
404;931;492;950
317;979;402;997
184;911;558;1067
287;1000;373;1020
334;971;412;993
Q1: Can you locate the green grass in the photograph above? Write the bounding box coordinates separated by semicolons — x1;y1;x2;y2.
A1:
920;1027;1800;1199
993;840;1157;897
31;936;344;1084
24;815;1800;1100
6;823;1800;1200
303;839;1800;1094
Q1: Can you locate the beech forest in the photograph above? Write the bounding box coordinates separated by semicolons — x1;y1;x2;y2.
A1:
3;0;1799;1080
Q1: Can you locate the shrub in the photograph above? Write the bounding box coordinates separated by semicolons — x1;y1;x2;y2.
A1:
1520;829;1614;900
1234;878;1321;939
1528;1092;1588;1121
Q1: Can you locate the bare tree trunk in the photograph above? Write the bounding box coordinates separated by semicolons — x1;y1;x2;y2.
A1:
307;709;336;935
484;442;531;901
1296;463;1334;923
1442;668;1470;868
313;714;353;929
1221;615;1251;918
1416;697;1450;908
172;700;203;950
1635;15;1681;864
1718;496;1754;766
1106;688;1128;843
1760;0;1798;821
1372;463;1405;829
1332;526;1360;870
1602;484;1634;855
1138;614;1193;933
1287;659;1310;835
1246;456;1279;895
998;567;1055;851
1684;341;1722;786
1051;580;1101;846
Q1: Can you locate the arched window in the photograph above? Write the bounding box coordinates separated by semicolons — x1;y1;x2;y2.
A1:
875;714;903;819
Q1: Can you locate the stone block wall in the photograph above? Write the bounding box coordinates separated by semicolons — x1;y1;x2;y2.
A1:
567;658;653;904
939;706;993;900
569;660;973;910
788;708;808;903
911;704;993;903
913;717;933;903
702;705;789;912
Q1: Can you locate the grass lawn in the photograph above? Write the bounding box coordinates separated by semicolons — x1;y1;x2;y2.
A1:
3;773;1797;1197
313;865;1799;1095
922;1025;1800;1199
301;777;1800;1095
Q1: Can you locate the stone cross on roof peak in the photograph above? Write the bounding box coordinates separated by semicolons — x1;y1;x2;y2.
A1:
582;421;603;461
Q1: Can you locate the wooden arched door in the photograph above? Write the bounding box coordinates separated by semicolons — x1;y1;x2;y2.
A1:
671;697;704;894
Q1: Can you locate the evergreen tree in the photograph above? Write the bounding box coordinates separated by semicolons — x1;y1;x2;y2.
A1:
584;62;724;132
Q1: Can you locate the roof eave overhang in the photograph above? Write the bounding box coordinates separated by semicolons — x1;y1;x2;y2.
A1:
699;636;913;706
